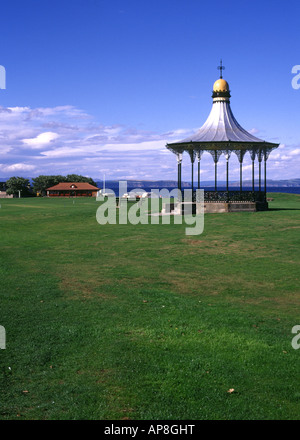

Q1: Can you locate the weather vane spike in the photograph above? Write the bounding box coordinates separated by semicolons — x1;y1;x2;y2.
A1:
218;59;225;79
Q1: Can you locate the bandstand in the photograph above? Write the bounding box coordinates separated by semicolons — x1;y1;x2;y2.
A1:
166;63;280;212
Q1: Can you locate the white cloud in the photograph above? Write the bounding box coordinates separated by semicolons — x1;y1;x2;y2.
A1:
7;106;30;113
40;146;87;158
0;163;36;172
0;103;299;181
249;128;260;135
290;148;300;156
22;132;60;149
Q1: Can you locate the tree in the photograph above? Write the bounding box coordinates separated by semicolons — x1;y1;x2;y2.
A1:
66;174;96;186
31;174;97;196
32;175;65;196
6;177;31;197
0;181;6;191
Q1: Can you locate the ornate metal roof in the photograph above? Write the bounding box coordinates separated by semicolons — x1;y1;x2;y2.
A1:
166;75;279;155
178;100;265;144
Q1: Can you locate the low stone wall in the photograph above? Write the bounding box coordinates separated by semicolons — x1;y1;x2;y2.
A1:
203;202;229;213
228;202;257;212
162;201;267;214
0;193;13;198
203;201;261;213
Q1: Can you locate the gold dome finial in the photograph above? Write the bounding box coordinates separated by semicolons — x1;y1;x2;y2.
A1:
213;78;229;93
212;61;230;101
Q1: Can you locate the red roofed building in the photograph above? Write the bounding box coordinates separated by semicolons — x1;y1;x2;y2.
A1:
46;182;99;197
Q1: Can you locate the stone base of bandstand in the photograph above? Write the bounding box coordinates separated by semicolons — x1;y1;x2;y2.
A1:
162;200;268;214
203;201;268;213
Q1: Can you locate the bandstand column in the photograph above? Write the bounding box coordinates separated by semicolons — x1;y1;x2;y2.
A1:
250;150;256;192
197;151;202;189
236;150;246;193
258;150;263;192
209;150;221;192
227;159;229;192
189;150;195;194
225;151;231;193
191;160;194;193
264;150;267;197
240;160;243;192
214;151;218;191
177;153;182;193
263;148;273;201
252;159;255;191
259;161;261;191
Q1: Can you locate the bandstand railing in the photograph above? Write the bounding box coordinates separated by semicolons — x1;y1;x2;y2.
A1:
192;190;266;203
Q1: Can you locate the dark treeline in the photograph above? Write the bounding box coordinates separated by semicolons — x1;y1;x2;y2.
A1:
4;174;97;197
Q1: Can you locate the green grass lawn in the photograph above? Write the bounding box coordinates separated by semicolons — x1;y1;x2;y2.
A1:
0;193;300;420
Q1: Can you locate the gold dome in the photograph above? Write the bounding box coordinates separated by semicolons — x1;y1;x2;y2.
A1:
213;78;229;92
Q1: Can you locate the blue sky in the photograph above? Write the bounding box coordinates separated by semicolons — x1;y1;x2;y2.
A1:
0;0;299;182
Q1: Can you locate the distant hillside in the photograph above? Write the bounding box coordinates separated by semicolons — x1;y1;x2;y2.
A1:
96;180;190;188
230;178;300;188
1;177;300;187
95;178;300;188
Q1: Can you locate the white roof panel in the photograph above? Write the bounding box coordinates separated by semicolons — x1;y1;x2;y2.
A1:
179;100;264;144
